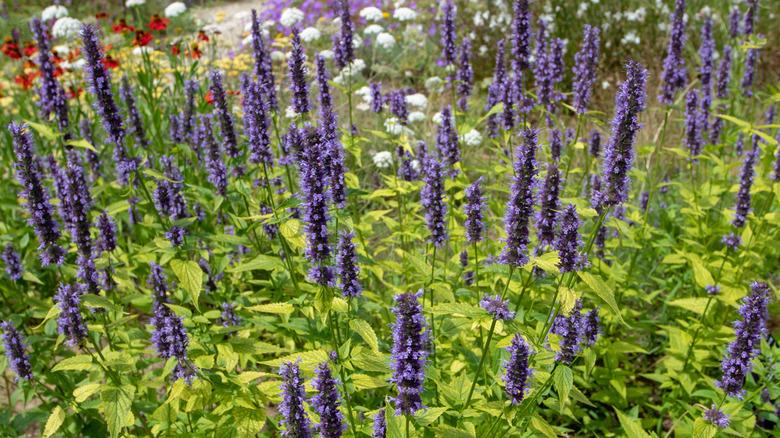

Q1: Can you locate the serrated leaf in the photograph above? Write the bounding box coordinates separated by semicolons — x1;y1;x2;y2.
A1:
414;407;448;426
577;272;625;325
43;406;65;438
66;138;98;152
615;409;651;438
34;305;60;329
349;319;379;352
262;350;329;371
24;120;59;141
247;302;294;315
692;417;718;438
530;415;557;438
531;251;560;274
687;254;714;289
352;373;390;390
669;297;712;315
554;365;573;412
101;385;135;438
228;254;284;273
385;404;405;438
73;383;102;403
233;406;266;435
170;259;203;309
52;355;95;372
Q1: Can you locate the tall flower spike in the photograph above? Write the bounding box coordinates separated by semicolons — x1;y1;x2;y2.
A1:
288;27;310;115
209;69;239;158
311;361;345;438
600;61;648;206
279;361;313;438
743;0;759;36
556;204;585;273
298;128;334;286
480;294;515;321
456;38;473;110
30;18;69;135
440;0;457;66
729;6;741;38
684;90;702;160
55;283;88;347
511;0;532;71
336;231;361;298
486;39;506;138
387;90;408;125
9;123;64;266
500;128;538;267
96;211;117;253
463;177;485;243
549;129;562;162
710;45;732;144
372;411;386;438
581;308;600;346
63;152;99;293
1;321;33;380
572;24;601;114
698;17;714;139
658;0;687;105
732;142;758;228
390;290;429;416
369;82;383;113
316;54;338;141
2;244;23;281
551;299;583;364
182;79;199;140
242;75;274;166
741;46;758;98
120;75;149;148
503;334;532;404
336;0;354;69
200;115;228;196
589;130;601;158
251;10;277;110
420;157;448;247
81;24;135;183
436;106;460;176
150;293;193;382
536;162;561;249
704;406;730;428
717;281;769;398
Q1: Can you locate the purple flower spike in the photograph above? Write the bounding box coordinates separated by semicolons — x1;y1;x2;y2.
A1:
503;334;532;404
589;130;601;158
743;0;758;35
456;38;474;111
9;123;64;266
551;300;583;364
600;61;648;207
2;244;23;281
741;46;758;98
658;0;687;105
480;294;515;321
420;157;448;247
511;0;532;72
732;143;758;228
242;75;273;166
500;129;538;267
120;75;149;148
390;290;429;416
486;39;506;137
536;162;561;249
684;90;702;160
220;302;240;327
556;204;585;273
372;410;386;438
716;281;769;398
30;18;69;135
311;361;345;438
440;0;457;66
288;27;310;115
279;360;313;437
704;405;730;428
436;106;460;176
1;321;33;380
335;0;354;70
387;90;408;125
251;10;278;111
200;115;228;196
573;25;601;114
336;231;362;298
729;6;741;38
209;70;239;158
369;82;383;113
55;283;88;347
464;177;485;243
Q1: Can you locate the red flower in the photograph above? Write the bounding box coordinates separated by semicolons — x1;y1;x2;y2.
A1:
67;48;81;62
148;15;170;31
189;44;202;59
103;55;120;69
112;19;135;34
197;31;209;42
1;38;22;60
23;42;37;57
204;90;214;104
14;72;37;89
67;86;83;99
171;43;180;56
133;30;153;47
96;12;108;20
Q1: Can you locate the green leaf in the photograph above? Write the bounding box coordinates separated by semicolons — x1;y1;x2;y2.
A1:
34;305;60;329
101;385;136;438
43;406;65;438
692;417;718;438
669;297;712;315
66;138;98;152
385;404;405;438
262;350;329;371
170;259;203;309
614;409;651;438
553;365;573;411
73;383;102;403
414;407;448;426
530;251;560;274
715;113;751;129
530;415;557;438
247;302;294;315
687;254;714;288
81;294;115;310
352;373;390;390
52;355;96;372
24;120;59;141
228;254;284;273
349;319;379;352
233;406;266;435
577;272;626;325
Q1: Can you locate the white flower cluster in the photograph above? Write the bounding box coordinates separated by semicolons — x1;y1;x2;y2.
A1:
461;129;483;147
393;7;417;21
164;2;188;18
52;17;82;40
359;7;384;22
280;8;304;27
41;5;68;21
125;0;146;7
372;151;393;168
334;59;366;85
300;27;321;43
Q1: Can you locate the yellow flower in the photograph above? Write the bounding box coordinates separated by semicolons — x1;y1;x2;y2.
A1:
215;11;226;23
